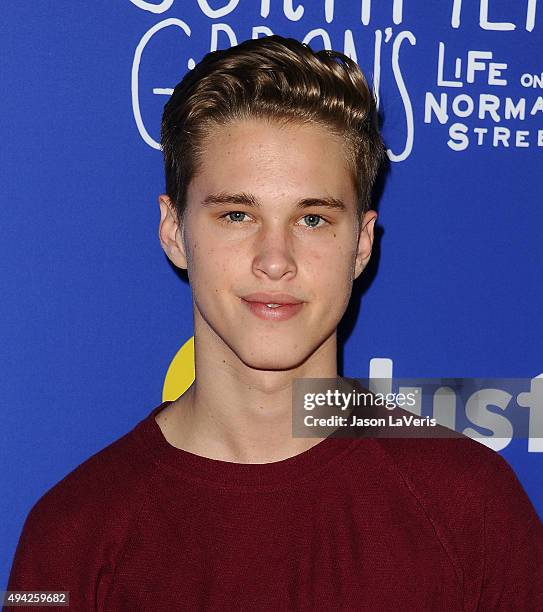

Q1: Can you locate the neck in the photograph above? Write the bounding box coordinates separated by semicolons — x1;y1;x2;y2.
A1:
160;310;339;464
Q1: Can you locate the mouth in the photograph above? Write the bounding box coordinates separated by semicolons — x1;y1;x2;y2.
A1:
240;298;304;322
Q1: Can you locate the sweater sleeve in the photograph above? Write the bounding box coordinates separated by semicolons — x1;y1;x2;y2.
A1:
476;453;543;611
3;490;114;612
3;426;158;612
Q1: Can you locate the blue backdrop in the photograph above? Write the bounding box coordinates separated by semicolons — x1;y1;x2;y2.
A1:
2;1;542;587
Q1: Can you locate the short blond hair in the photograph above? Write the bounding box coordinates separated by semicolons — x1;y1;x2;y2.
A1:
161;35;385;221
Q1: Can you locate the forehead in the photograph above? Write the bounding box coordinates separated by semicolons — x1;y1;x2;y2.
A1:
188;118;357;206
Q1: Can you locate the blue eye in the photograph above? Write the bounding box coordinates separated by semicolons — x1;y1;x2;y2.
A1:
301;214;326;228
223;212;248;223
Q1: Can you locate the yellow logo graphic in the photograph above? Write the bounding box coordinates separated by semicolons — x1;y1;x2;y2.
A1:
162;336;195;402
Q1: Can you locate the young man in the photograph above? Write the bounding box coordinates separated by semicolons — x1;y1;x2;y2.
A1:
5;35;543;611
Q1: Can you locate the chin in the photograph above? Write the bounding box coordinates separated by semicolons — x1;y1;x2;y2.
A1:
236;345;313;372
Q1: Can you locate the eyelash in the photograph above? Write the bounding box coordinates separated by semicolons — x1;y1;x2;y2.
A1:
219;212;330;229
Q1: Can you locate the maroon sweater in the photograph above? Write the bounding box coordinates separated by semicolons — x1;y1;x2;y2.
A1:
5;401;543;611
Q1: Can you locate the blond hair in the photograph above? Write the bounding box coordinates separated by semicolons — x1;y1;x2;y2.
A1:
161;35;385;221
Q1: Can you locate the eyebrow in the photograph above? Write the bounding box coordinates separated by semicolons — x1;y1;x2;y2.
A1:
201;192;347;212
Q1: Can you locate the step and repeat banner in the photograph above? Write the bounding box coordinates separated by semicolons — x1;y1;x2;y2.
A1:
1;1;542;586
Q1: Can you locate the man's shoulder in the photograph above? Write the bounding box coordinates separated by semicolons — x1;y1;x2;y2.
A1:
372;431;527;515
6;408;163;598
23;410;158;537
374;429;505;478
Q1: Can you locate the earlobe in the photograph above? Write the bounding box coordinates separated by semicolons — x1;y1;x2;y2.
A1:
158;195;188;270
354;210;378;279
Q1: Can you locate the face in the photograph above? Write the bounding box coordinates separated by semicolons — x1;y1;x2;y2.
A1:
159;118;377;371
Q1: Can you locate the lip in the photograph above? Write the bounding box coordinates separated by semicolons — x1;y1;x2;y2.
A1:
241;299;304;322
241;292;303;305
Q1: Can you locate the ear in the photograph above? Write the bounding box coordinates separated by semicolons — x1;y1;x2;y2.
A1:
354;209;378;280
158;195;188;270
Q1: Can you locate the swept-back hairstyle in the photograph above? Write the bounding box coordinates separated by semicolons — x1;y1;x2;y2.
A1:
161;35;385;223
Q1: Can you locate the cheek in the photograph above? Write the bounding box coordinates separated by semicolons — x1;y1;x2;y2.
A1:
189;241;235;298
310;239;356;276
312;242;357;308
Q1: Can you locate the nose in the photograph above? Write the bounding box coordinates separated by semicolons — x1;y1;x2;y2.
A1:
252;221;297;281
